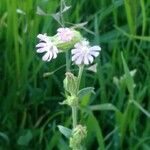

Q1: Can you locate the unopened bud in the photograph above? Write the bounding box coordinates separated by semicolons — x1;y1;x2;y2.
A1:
63;72;78;95
56;30;83;51
69;125;87;150
60;95;78;107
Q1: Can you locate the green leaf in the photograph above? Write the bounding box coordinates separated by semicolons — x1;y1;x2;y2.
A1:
132;100;150;118
78;87;95;99
89;114;105;150
121;52;134;98
17;130;33;146
89;103;119;112
0;132;9;144
58;125;72;139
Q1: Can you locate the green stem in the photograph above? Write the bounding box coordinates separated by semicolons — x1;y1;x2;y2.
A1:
66;52;70;72
72;106;77;129
60;0;64;26
77;65;84;92
72;65;84;129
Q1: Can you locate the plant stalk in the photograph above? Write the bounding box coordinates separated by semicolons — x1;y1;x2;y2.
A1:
66;52;70;72
77;65;84;92
72;65;84;129
72;106;77;129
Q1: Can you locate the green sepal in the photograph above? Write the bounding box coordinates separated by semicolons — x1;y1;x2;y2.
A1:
63;72;78;96
58;125;72;139
77;87;95;99
56;30;83;51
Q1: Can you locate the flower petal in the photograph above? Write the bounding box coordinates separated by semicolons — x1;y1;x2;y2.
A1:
75;55;83;65
72;52;81;61
37;47;46;53
71;49;80;54
87;54;94;63
42;52;50;61
47;52;53;61
89;51;99;57
36;42;46;48
84;56;89;65
90;46;101;51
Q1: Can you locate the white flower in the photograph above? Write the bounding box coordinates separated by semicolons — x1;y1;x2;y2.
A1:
57;27;74;42
36;34;59;61
71;40;101;65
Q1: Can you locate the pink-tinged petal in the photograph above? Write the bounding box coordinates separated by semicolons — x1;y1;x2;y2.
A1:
84;56;89;65
57;27;74;42
57;28;64;32
37;47;46;53
37;34;43;39
75;55;83;65
82;40;89;46
37;34;50;42
89;51;99;57
74;43;81;48
53;52;57;59
36;43;46;48
90;46;101;51
42;52;50;61
74;43;84;50
87;54;94;63
52;46;58;53
37;34;46;40
72;52;82;61
47;52;53;61
71;49;80;54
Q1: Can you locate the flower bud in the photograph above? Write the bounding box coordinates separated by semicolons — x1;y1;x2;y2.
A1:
56;29;83;51
63;72;78;96
61;95;78;106
69;125;87;150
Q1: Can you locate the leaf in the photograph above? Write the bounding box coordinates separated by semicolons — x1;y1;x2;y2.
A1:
51;13;62;25
121;52;134;98
36;6;47;16
89;114;105;150
51;0;71;25
89;103;119;112
0;132;9;144
16;9;26;15
87;63;97;73
132;100;150;118
58;125;72;139
104;127;118;141
71;22;88;28
60;0;71;13
17;130;33;146
78;87;95;99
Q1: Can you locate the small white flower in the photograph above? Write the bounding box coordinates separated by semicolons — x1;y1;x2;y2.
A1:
71;40;101;65
36;34;59;61
57;27;74;42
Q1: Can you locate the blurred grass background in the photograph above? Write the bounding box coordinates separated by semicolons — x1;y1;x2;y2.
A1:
0;0;150;149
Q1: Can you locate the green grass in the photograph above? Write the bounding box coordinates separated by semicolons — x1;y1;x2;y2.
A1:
0;0;150;149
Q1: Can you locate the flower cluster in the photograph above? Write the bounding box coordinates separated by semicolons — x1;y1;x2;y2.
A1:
36;27;101;65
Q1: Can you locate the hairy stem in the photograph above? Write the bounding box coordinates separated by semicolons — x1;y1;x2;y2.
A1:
72;106;77;129
72;65;84;129
77;65;84;92
66;52;70;72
